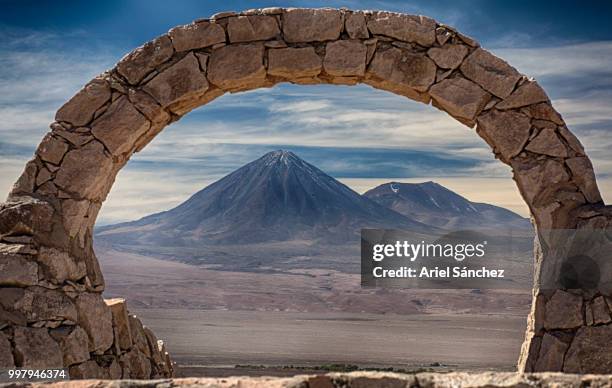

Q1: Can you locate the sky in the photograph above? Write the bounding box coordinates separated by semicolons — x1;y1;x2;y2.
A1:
1;1;612;224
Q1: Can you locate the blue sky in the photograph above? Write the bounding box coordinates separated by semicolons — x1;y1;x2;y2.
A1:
1;1;611;223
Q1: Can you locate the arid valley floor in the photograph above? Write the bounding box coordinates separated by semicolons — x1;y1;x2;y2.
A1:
98;246;531;376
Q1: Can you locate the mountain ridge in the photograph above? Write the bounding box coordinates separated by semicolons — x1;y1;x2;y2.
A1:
363;181;530;231
96;151;433;247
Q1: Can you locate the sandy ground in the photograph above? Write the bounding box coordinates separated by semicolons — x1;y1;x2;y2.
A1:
96;246;531;375
135;309;526;374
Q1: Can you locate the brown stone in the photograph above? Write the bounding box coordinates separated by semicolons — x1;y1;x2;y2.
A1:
35;167;52;187
13;327;63;368
16;287;78;323
557;126;584;155
208;44;266;91
523;102;564;125
427;44;469;69
268;47;322;80
430;77;491;124
345;12;369;39
116;35;174;85
228;15;279;42
525;128;569;157
367;11;436;46
460;48;522;98
565;157;602;204
563;325;612;373
121;348;151;379
10;160;37;195
75;293;113;353
0;331;14;368
53;127;93;147
56;77;111;126
105;298;132;351
143;53;209;111
128;315;150;357
37;246;86;283
366;47;436;102
513;159;571;205
91;96;151;156
282;8;342;43
50;326;90;366
476;109;531;160
143;327;164;366
168;22;225;51
497;80;549;110
69;360;109;379
544;290;583;330
591;296;612;325
0;251;38;286
61;199;92;241
323;40;367;77
54;140;114;201
128;89;170;126
36;134;70;165
533;333;568;372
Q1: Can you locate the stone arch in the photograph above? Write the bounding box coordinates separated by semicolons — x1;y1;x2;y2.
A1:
0;7;611;377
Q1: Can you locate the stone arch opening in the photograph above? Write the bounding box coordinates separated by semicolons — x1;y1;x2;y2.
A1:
1;7;611;377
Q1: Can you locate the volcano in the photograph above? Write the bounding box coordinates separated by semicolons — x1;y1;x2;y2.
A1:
363;181;530;231
96;151;430;248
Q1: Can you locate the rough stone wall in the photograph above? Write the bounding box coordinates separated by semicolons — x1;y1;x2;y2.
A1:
3;372;612;387
0;7;611;376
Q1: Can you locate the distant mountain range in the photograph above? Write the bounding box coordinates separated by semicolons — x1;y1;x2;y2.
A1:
96;151;530;270
364;181;530;231
96;151;433;248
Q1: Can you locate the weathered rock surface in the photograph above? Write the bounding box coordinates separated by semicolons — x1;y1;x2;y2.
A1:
228;15;279;43
544;290;584;330
268;47;322;79
345;12;369;39
37;246;86;283
0;251;38;286
366;47;436;101
566;157;602;203
106;298;133;351
116;36;174;85
16;287;78;323
0;332;14;367
427;44;469;69
461;48;521;98
533;333;568;372
91;96;151;156
430;77;490;123
76;293;114;353
36;134;70;165
50;326;90;366
367;11;436;46
208;44;266;91
168;22;225;51
564;325;612;373
324;40;367;77
55;77;111;126
497;80;549;109
143;53;209;109
476;109;531;160
13;327;63;368
54;140;114;201
525;128;569;157
282;8;342;43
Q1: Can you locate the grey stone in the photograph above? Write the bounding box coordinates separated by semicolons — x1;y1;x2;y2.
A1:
544;290;583;330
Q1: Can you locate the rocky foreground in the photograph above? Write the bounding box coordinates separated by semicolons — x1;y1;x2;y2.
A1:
3;372;612;387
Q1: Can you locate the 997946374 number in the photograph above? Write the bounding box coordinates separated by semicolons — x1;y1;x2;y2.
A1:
1;369;69;382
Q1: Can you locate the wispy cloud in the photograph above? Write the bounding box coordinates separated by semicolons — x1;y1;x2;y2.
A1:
0;24;611;223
